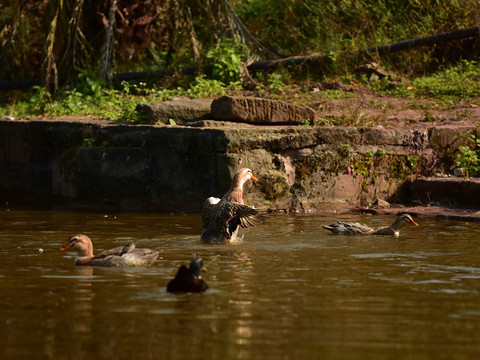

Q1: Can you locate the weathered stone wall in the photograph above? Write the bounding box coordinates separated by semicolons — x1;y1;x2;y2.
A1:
0;119;474;212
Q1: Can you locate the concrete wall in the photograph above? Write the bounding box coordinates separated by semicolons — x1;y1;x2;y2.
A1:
0;119;474;212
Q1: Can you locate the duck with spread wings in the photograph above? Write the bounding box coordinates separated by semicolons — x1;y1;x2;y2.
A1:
201;168;261;244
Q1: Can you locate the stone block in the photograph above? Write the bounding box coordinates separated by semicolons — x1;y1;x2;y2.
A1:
136;98;212;125
211;96;318;125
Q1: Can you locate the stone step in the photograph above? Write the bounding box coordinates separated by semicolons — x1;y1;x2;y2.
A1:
399;177;480;208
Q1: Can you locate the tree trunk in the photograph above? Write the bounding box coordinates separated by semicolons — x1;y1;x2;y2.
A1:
100;0;118;83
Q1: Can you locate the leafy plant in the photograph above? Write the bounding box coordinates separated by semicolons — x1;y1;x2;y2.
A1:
339;143;350;156
83;137;96;147
267;73;288;94
206;38;248;83
406;155;420;169
455;146;480;177
452;130;480;177
186;75;229;98
299;119;311;126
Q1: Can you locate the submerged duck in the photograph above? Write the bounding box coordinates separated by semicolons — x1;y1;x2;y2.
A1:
167;257;209;293
322;213;418;236
201;168;261;243
60;234;160;267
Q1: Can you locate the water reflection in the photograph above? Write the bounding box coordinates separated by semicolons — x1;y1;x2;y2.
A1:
71;267;95;335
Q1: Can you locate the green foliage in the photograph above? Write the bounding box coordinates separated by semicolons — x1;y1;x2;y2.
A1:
452;130;480;177
267;73;288;94
83;137;96;147
2;0;480;88
186;75;229;98
206;38;248;83
237;0;479;57
364;60;480;106
7;73;127;119
455;146;479;177
406;155;419;169
1;72;241;122
339;144;350;157
299;119;311;127
412;60;480;100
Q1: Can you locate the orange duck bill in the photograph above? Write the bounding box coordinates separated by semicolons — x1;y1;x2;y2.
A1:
409;218;419;226
60;243;71;251
251;175;259;182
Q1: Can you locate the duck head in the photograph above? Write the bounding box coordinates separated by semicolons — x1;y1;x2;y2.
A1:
232;168;259;188
60;234;93;258
392;213;418;231
400;213;418;226
189;257;205;278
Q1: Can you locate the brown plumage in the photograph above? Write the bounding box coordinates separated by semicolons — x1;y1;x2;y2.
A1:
60;234;160;267
167;257;209;293
322;213;418;236
201;168;261;243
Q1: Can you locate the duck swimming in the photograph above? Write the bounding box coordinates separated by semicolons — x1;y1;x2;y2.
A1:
322;213;418;236
60;234;160;267
201;168;261;243
167;257;209;293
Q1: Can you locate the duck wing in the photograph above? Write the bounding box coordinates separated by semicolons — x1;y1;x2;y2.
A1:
121;247;160;266
222;202;259;237
95;246;125;258
201;197;221;229
201;200;261;243
89;244;158;266
95;243;139;258
322;221;374;235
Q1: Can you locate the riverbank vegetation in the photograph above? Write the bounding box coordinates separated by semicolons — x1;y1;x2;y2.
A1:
1;0;479;120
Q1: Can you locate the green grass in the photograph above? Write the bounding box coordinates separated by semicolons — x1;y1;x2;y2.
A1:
0;73;240;122
412;60;480;99
1;58;479;123
367;60;480;104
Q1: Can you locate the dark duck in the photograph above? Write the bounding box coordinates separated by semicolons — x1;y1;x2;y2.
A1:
167;257;209;293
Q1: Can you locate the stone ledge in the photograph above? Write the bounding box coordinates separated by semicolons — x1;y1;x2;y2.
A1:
0;118;478;213
358;205;480;223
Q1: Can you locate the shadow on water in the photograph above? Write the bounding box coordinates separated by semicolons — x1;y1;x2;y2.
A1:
1;210;480;359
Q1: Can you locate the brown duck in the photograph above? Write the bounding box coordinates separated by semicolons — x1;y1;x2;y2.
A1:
322;213;418;236
60;234;160;267
201;168;260;243
166;257;209;293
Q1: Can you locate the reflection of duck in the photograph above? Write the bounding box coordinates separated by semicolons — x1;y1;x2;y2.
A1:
201;168;261;243
60;234;160;267
167;257;209;293
322;213;418;236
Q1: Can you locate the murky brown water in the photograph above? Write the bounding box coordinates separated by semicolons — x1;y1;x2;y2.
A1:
1;209;480;359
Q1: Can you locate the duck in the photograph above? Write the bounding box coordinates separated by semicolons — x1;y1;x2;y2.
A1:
166;257;209;293
201;168;261;243
60;234;160;267
322;213;418;236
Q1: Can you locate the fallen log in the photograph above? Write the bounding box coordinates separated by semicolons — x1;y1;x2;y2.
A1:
1;27;478;90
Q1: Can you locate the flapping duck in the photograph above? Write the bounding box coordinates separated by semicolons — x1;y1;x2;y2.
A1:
201;168;261;243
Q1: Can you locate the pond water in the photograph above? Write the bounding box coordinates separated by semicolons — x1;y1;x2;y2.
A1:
1;209;480;359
